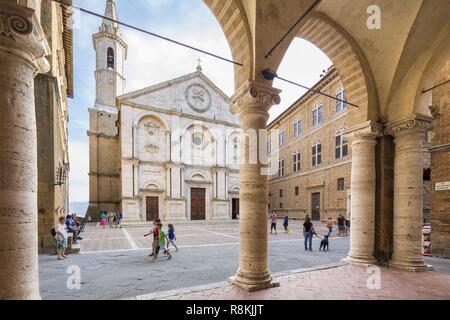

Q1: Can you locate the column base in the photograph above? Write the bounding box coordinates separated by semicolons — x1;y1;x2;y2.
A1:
229;276;279;292
389;258;433;272
343;254;378;266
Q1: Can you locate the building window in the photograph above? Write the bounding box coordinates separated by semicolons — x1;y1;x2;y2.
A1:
335;130;348;159
279;189;283;198
295;186;299;196
280;203;283;209
294;120;302;137
293;151;301;172
336;87;347;112
278;158;285;177
267;139;272;155
312;141;322;167
313;103;324;127
279;131;286;146
107;47;114;69
337;178;345;191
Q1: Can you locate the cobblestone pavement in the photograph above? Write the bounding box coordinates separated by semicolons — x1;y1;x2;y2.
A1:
39;221;350;300
149;264;450;300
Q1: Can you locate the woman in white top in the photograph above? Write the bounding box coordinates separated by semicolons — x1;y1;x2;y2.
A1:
55;216;68;260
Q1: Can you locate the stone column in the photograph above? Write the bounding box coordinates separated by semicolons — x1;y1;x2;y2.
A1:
0;0;50;299
385;115;432;271
229;81;281;292
344;121;382;266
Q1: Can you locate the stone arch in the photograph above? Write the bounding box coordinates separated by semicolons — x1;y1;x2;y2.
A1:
202;0;253;89
142;180;163;191
135;113;169;130
190;172;208;181
295;13;379;124
414;33;450;115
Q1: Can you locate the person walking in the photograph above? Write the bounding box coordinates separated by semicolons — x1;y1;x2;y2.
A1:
283;216;289;233
337;214;345;236
150;222;171;262
108;212;115;228
100;211;107;228
326;217;333;237
270;212;277;234
115;211;123;228
144;218;161;257
303;218;313;251
167;224;179;251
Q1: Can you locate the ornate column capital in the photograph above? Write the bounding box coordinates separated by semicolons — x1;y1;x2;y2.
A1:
344;120;383;141
0;0;50;73
230;80;281;119
383;113;433;138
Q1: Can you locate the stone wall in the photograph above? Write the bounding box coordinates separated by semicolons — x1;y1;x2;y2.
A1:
430;60;450;258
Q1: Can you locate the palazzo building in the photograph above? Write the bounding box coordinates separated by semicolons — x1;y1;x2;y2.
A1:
34;0;72;252
87;0;241;222
268;67;351;221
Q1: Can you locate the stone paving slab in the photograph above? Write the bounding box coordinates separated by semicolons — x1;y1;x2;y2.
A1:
79;220;336;253
144;264;450;300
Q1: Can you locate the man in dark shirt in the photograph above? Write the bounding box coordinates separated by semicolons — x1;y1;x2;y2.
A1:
303;219;313;251
337;214;346;236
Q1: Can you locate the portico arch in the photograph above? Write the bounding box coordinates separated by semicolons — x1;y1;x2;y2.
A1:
295;13;379;124
202;0;253;89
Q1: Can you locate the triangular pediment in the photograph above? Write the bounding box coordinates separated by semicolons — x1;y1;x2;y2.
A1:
117;71;229;105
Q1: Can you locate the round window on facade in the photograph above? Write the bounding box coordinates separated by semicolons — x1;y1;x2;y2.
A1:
193;136;202;146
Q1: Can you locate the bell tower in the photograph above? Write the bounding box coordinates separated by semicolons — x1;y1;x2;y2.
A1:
93;0;127;107
87;0;127;219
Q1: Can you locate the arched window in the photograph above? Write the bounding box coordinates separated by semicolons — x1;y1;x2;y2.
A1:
107;47;114;69
312;102;324;127
335;128;348;159
312;140;322;167
336;86;347;112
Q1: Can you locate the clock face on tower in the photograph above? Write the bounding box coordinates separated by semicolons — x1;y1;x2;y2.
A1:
185;84;211;112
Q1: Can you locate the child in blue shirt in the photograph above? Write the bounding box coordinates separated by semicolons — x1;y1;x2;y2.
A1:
167;223;179;252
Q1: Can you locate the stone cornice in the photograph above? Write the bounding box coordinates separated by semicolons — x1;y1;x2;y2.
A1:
121;102;240;129
384;113;433;137
0;1;50;73
87;131;118;139
231;80;281;116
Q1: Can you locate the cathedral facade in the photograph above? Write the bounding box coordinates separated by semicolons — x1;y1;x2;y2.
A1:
88;0;240;222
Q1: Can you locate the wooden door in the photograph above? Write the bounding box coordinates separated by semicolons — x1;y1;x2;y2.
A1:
311;192;321;221
232;198;240;219
191;188;206;220
146;197;159;222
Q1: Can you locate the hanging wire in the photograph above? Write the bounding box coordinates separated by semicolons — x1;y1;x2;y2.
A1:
262;69;360;108
51;0;243;67
54;0;361;109
265;0;322;59
422;79;450;94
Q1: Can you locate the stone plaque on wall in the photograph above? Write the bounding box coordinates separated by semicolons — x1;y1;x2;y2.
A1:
435;182;450;191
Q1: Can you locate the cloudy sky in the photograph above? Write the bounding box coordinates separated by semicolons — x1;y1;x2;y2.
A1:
68;0;331;203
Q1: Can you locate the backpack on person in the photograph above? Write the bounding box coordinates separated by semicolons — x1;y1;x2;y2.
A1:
51;227;56;237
